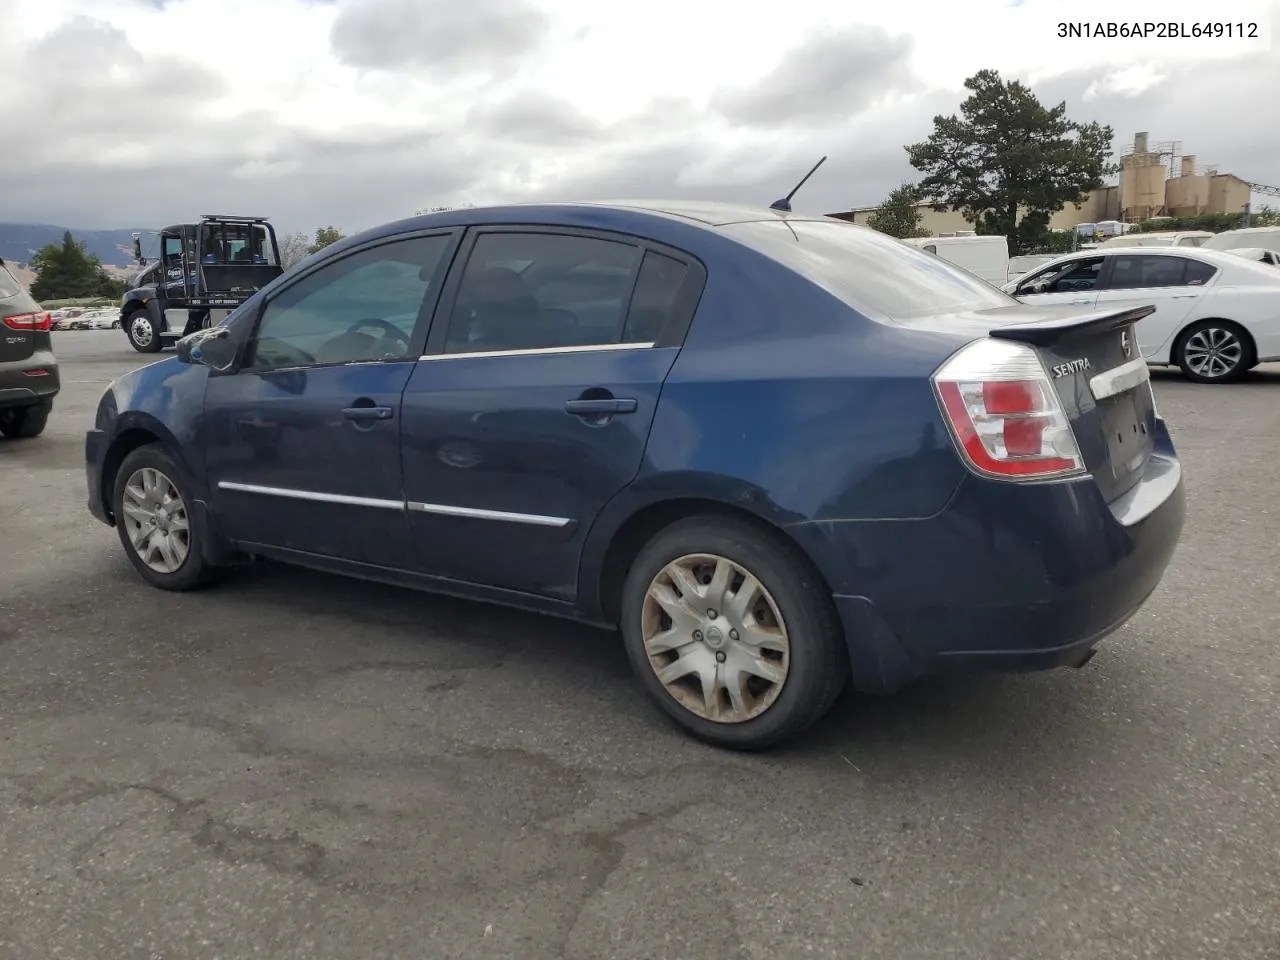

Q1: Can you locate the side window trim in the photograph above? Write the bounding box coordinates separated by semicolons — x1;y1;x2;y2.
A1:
420;225;706;359
238;228;462;373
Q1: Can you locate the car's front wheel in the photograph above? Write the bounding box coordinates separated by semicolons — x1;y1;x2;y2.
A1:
1175;320;1253;383
0;401;50;439
112;444;221;590
620;516;848;750
125;308;163;353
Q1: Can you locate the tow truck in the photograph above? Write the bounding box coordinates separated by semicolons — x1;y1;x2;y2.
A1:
119;215;283;353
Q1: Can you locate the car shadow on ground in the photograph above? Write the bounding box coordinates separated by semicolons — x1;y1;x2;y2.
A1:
180;557;1148;784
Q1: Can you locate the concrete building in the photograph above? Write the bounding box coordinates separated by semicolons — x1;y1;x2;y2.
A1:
829;191;1119;235
833;131;1252;234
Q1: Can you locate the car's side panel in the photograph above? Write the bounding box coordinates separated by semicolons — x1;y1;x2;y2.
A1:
572;250;970;618
104;358;211;491
399;225;705;600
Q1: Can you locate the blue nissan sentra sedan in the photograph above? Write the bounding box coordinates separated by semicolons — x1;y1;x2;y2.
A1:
84;201;1185;749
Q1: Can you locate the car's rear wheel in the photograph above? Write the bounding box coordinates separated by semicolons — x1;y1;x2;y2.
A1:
112;444;220;590
0;401;49;439
619;516;848;750
125;309;163;353
1175;320;1253;384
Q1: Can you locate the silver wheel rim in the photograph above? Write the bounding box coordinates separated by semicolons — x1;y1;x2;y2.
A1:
641;553;790;724
1184;327;1242;379
120;467;190;574
131;316;153;347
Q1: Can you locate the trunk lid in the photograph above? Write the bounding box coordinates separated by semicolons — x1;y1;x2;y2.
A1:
987;304;1157;503
902;302;1158;503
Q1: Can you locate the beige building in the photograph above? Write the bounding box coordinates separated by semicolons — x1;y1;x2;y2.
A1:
829;191;1119;235
833;131;1252;234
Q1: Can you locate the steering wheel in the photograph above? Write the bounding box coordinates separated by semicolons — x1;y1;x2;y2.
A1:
345;318;412;358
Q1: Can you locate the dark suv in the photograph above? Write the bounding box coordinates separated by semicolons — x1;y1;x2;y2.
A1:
0;258;59;439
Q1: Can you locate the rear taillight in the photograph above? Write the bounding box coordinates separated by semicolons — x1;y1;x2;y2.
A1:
932;338;1084;481
2;312;52;331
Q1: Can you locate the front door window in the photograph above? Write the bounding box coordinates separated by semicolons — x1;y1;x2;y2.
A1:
249;234;454;370
1018;256;1105;295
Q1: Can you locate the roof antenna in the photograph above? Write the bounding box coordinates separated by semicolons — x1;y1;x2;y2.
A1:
770;156;827;212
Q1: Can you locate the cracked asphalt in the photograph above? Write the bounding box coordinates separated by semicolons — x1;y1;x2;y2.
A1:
2;332;1278;960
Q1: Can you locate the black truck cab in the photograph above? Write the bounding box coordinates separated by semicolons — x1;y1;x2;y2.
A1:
120;215;283;353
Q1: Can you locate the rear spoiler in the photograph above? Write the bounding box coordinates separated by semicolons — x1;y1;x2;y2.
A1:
988;304;1155;347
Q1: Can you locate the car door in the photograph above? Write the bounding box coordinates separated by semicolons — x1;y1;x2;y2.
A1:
399;226;705;601
1011;254;1106;309
202;229;460;568
1091;254;1216;358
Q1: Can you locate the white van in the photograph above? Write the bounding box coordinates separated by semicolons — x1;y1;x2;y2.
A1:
1095;230;1212;249
902;235;1009;286
1201;226;1280;254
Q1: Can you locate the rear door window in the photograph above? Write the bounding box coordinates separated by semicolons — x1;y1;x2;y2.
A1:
622;251;689;343
1104;255;1218;289
441;232;643;353
723;219;1009;320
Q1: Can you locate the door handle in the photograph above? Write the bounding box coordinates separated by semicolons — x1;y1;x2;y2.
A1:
1170;294;1197;299
1069;299;1092;305
565;398;637;416
342;405;394;421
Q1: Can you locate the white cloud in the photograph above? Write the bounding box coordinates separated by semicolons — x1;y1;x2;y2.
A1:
0;0;1275;236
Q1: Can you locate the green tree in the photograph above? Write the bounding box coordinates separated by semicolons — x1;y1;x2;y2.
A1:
865;183;931;239
906;69;1114;254
28;231;129;301
308;226;346;254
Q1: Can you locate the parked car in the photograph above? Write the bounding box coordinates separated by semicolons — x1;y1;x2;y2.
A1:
1001;246;1280;383
1095;231;1212;249
1226;247;1280;266
0;258;59;439
1201;226;1280;255
84;202;1185;749
81;308;121;330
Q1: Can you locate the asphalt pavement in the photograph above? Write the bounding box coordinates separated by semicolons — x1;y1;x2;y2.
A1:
2;331;1278;960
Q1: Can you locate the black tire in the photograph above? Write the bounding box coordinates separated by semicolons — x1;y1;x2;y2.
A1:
125;308;163;353
0;402;50;439
619;515;848;750
1174;319;1253;384
112;443;221;591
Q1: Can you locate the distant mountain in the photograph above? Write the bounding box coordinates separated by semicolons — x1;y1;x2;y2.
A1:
0;222;145;268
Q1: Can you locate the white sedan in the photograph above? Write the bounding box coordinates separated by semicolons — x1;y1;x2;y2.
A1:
1001;246;1280;383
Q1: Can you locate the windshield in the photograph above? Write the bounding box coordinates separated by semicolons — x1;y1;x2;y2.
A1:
1203;228;1280;252
723;218;1010;320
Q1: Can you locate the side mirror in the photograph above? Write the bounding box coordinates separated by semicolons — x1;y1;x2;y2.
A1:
177;326;238;371
131;234;144;265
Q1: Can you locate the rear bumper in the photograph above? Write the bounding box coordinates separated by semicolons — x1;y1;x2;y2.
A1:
0;353;60;408
85;428;111;525
792;420;1185;693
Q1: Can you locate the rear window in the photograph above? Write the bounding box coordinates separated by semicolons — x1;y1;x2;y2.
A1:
0;263;23;301
722;219;1010;320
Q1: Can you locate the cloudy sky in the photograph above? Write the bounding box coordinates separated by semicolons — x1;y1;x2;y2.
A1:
0;0;1275;233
